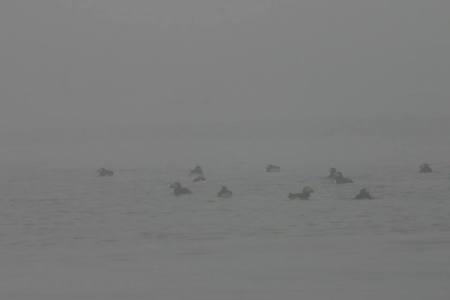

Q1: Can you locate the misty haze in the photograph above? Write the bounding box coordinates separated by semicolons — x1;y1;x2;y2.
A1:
0;1;449;299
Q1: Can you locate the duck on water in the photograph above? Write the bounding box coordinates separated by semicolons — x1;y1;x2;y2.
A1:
327;168;338;179
288;186;314;200
354;188;373;200
97;168;114;177
189;165;204;177
217;186;233;199
192;175;206;183
266;164;281;173
169;182;192;196
334;171;353;184
419;163;432;173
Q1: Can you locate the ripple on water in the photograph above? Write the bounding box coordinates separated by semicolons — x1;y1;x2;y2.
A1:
0;165;448;250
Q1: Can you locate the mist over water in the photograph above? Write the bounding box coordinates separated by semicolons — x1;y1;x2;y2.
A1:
1;115;449;169
1;1;450;299
1;1;449;168
1;1;450;143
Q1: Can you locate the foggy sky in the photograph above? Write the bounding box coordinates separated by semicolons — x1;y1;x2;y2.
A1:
0;1;449;166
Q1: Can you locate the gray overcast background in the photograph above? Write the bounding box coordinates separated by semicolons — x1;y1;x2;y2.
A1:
0;1;449;167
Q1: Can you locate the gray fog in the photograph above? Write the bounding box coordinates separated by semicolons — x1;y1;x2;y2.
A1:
0;1;449;167
2;4;450;299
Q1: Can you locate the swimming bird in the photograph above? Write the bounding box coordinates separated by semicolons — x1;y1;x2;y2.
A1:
217;186;233;199
354;188;373;200
327;167;338;179
192;175;206;183
266;164;281;173
97;168;114;177
419;163;432;173
288;186;314;200
334;171;353;184
189;165;204;176
169;182;192;196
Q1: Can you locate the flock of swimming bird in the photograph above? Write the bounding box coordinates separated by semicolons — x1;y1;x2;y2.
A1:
96;162;435;200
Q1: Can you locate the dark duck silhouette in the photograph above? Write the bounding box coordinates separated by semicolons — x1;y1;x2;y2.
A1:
334;171;353;184
419;163;432;173
169;182;192;196
288;186;314;200
97;168;114;177
192;175;206;183
217;186;233;199
354;188;373;200
327;168;338;179
189;165;204;176
266;164;281;173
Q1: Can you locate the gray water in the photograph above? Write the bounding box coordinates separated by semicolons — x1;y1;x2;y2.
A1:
1;163;449;249
1;163;450;299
